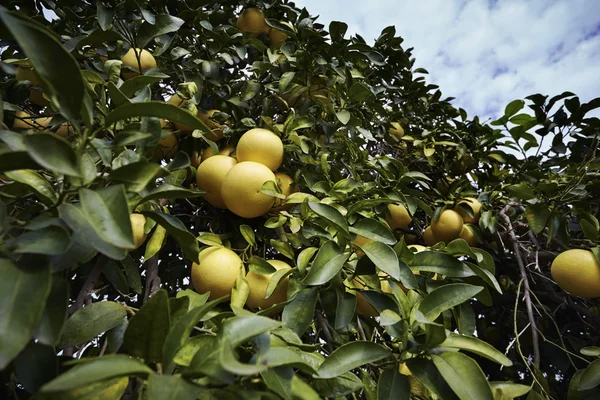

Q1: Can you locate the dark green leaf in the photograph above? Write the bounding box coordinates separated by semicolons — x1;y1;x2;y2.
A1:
120;73;169;97
431;351;493;400
526;203;550;235
14;342;58;394
109;162;167;193
261;367;293;400
7;226;70;255
419;284;483;321
0;259;51;369
308;202;349;237
360;241;400;281
504;99;525;118
409;252;475;278
137;184;203;205
123;289;170;362
350;218;396;245
406;358;458;400
313;371;364;398
40;355;152;392
5;169;57;204
283;288;318;336
441;333;512;366
316;341;390;379
303;241;350;286
58;301;126;348
35;277;68;346
377;369;409;400
137;14;185;48
146;373;202;400
579;358;600;391
0;8;84;120
23;133;80;177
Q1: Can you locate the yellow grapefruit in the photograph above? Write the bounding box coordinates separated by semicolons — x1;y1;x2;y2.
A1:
221;161;276;218
237;8;268;37
196;155;237;209
153;131;179;160
198;109;228;141
201;145;235;163
16;66;49;106
167;94;198;132
459;225;477;247
385;203;412;230
246;260;291;310
269;28;288;48
236;128;284;171
551;249;600;298
423;226;438;246
121;48;157;80
455;197;482;224
431;210;463;244
191;247;244;300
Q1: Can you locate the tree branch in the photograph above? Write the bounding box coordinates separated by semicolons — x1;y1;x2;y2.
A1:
499;204;541;367
143;256;160;303
316;311;334;353
71;255;105;314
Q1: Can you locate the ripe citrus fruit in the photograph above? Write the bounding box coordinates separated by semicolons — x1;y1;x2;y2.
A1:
201;145;235;163
399;363;412;376
551;249;600;298
221;161;276;218
198;109;228;141
191;151;202;168
16;66;49;106
423;226;438;246
121;48;156;80
191;247;244;300
456;197;482;223
385;203;412;230
270;172;296;211
388;122;404;140
129;214;147;251
268;28;288;48
246;260;292;310
353;235;373;257
237;7;268;37
236;128;284;171
153;131;179;160
431;210;463;244
459;225;477;246
196;155;237;208
13;111;37;129
167;94;198;132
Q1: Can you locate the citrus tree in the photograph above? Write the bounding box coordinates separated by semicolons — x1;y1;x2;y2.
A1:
1;1;600;399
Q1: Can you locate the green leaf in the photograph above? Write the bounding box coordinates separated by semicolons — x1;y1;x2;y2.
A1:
14;342;58;394
119;73;170;97
5;169;57;204
123;289;170;362
409;252;476;278
377;369;409;400
137;184;204;205
35;277;68;346
349;82;373;102
303;241;350;285
504;100;525;118
291;375;320;400
283;288;318;336
96;1;114;30
261;367;293;400
336;110;351;125
240;225;256;247
105;102;211;135
308;202;349;237
137;14;185;48
260;347;318;374
526;204;550;235
39;376;129;400
40;355;152;392
23;133;80;177
162;298;223;371
581;347;600;357
360;241;401;281
0;8;84;120
270;239;295;260
418;284;483;321
506;183;535;200
0;151;40;172
79;186;135;249
579;358;600;391
59;203;127;260
106;319;128;354
431;351;493;400
313;371;364;398
222;315;282;348
0;259;51;369
144;224;167;261
249;256;277;274
58;301;126;348
490;382;531;399
142;211;199;262
146;373;202;400
406;358;457;400
109;162;168;193
350;219;396;245
316;341;391;379
441;333;513;366
7;226;70;255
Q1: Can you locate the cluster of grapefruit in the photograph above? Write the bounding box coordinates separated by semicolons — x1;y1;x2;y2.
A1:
423;197;482;247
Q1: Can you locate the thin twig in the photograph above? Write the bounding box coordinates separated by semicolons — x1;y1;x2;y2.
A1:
71;255;105;314
143;256;160;303
356;317;367;341
499;204;541;367
315;311;334;353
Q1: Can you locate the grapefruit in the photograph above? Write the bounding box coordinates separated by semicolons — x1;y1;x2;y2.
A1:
191;247;244;300
121;48;157;80
221;161;276;218
129;214;147;251
245;260;292;310
237;8;268;37
431;210;463;244
385;203;412;230
236;128;284;171
456;197;482;224
551;249;600;298
196;155;237;208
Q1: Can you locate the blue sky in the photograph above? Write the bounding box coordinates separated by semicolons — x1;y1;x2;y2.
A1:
296;0;600;122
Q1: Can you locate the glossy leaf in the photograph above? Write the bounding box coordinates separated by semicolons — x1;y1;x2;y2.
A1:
5;169;57;204
0;259;51;369
142;211;199;262
23;134;81;177
350;218;396;245
316;341;390;379
58;301;126;348
283;288;318;336
303;241;349;285
35;277;68;346
441;333;513;366
432;352;493;400
146;373;202;400
377;369;409;400
419;284;484;321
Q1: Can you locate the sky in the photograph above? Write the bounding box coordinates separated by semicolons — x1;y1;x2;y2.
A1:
296;0;600;122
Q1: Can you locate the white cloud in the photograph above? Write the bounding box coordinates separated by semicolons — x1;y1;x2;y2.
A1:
295;0;600;121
